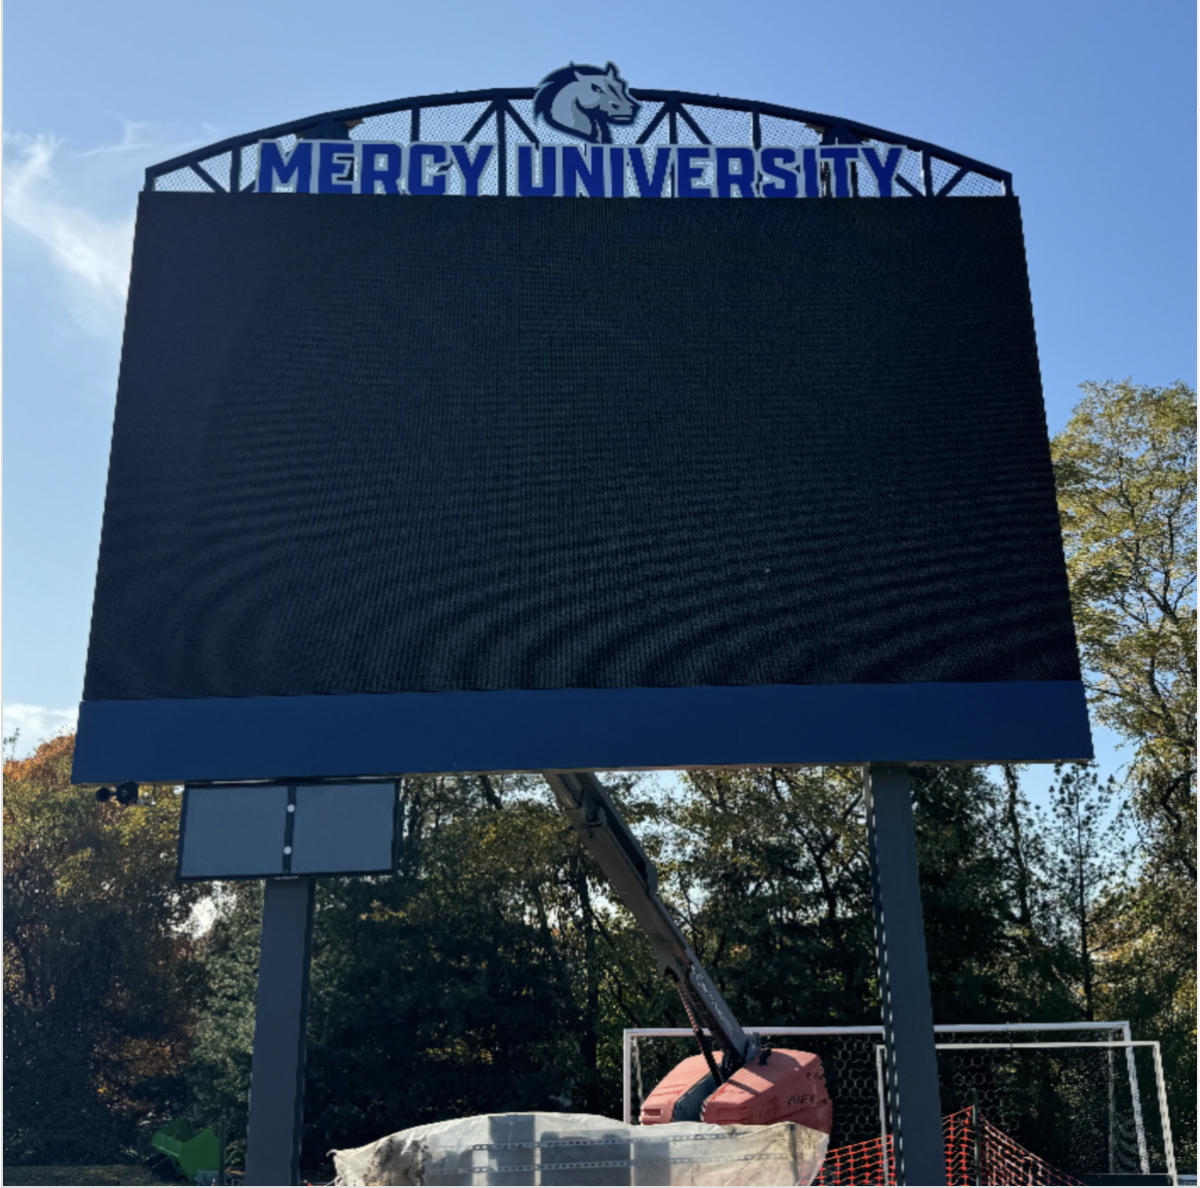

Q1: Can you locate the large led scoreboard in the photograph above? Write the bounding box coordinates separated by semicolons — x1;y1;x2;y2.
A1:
72;71;1092;784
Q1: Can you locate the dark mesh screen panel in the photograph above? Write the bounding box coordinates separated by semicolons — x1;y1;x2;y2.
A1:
84;193;1079;700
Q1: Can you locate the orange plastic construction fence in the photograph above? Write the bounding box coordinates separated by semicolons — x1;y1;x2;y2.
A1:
813;1107;1083;1185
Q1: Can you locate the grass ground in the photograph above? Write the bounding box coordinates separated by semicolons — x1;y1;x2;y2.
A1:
2;1165;335;1186
1;1166;174;1186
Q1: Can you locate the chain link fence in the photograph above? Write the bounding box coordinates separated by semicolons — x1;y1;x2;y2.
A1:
624;1025;1178;1185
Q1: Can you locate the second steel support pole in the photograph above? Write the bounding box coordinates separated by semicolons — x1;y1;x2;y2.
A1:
864;763;945;1186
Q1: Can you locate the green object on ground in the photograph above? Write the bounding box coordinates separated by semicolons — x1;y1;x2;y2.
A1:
150;1119;220;1183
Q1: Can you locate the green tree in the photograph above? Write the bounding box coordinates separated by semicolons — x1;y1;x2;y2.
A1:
1033;764;1130;1023
1052;379;1196;876
666;765;1076;1033
909;765;1077;1025
1052;379;1197;1165
3;734;206;1165
666;766;876;1029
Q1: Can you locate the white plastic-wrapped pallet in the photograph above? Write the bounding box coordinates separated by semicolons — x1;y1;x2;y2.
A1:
332;1111;828;1186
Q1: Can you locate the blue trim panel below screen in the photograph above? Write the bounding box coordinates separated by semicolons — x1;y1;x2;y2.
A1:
72;681;1093;784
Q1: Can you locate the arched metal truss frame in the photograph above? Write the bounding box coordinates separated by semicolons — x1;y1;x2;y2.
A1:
145;88;1012;198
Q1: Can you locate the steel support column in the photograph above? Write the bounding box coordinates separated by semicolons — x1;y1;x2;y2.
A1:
864;764;945;1186
245;877;316;1186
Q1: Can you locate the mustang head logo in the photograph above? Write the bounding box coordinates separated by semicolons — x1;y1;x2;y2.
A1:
534;62;641;144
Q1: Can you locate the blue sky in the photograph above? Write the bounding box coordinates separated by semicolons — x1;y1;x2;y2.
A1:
4;0;1195;794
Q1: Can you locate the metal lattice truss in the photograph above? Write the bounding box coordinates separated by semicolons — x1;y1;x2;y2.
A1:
145;88;1012;198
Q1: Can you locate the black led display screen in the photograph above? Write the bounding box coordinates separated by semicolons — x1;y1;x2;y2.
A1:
74;192;1090;781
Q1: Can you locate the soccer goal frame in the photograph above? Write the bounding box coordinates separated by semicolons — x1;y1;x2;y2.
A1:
622;1022;1171;1182
879;1039;1175;1186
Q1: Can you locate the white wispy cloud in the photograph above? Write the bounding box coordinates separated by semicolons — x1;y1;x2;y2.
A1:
3;703;80;756
77;119;161;161
4;120;218;336
3;132;136;336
